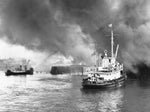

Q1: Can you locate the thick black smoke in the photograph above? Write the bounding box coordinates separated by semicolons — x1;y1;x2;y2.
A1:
1;0;150;73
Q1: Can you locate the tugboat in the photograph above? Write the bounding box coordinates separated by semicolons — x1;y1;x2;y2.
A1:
82;24;127;89
5;60;34;76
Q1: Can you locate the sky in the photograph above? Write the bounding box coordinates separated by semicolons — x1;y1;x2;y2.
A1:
0;0;150;72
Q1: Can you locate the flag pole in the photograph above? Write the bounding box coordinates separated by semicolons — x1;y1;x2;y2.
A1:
109;24;114;57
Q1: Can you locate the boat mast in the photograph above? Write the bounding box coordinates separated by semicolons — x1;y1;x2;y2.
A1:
95;46;97;67
109;24;114;58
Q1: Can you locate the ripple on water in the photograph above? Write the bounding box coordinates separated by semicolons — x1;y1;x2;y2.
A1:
2;74;150;112
98;90;123;112
47;81;71;90
76;100;97;112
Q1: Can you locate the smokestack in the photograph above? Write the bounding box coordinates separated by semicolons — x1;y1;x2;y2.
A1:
115;44;119;59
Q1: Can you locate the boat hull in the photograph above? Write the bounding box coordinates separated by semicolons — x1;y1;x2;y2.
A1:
82;75;127;89
5;68;34;76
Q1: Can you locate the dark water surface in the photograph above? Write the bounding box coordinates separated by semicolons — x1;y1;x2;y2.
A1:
0;71;150;112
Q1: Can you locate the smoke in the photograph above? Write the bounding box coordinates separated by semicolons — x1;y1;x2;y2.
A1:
0;0;150;72
0;0;95;66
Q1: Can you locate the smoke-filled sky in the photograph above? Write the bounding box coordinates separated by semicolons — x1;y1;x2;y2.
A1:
0;0;150;72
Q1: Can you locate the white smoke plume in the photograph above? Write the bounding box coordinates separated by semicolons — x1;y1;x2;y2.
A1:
0;0;150;73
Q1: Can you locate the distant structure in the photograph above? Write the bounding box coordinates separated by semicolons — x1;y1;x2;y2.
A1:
50;65;83;75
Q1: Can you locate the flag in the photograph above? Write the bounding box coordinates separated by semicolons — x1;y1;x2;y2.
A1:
108;24;112;27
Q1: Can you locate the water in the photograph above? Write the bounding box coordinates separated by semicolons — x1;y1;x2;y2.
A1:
0;71;150;112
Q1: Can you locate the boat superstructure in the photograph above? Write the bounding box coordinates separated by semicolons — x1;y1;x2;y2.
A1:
5;59;34;76
82;24;127;89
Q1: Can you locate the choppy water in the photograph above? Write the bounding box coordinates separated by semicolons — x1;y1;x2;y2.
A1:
0;71;150;112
